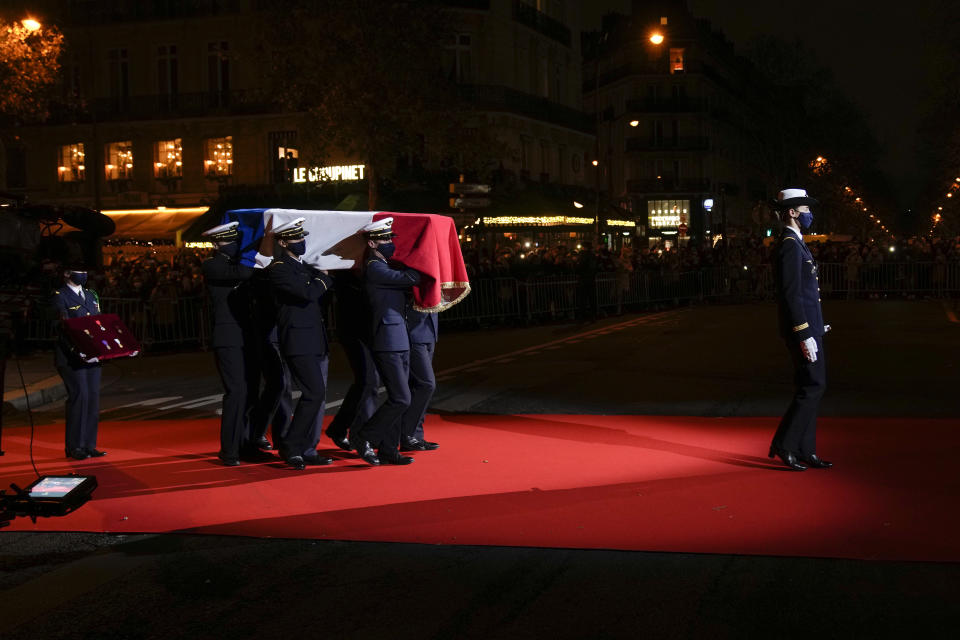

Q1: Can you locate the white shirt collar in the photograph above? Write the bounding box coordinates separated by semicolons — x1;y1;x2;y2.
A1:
67;281;83;296
786;226;804;241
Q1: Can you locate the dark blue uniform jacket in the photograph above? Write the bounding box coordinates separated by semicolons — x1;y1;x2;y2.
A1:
52;285;102;368
775;230;824;342
202;252;255;348
406;308;438;345
267;257;333;357
364;256;421;352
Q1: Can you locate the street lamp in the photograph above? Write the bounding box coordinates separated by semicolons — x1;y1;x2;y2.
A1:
21;18;41;31
649;32;664;45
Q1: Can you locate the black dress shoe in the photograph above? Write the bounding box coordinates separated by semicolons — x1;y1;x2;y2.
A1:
768;446;807;471
254;437;273;451
284;456;306;470
399;436;438;451
801;454;833;469
85;448;107;457
326;429;353;452
350;435;381;466
379;449;414;465
218;455;240;467
66;448;89;460
303;454;335;466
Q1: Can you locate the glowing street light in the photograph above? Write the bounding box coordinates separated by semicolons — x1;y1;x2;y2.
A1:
629;120;639;127
21;18;41;31
591;160;599;167
573;201;584;208
649;32;664;45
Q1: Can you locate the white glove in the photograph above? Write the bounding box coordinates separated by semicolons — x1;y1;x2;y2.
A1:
800;337;818;363
824;324;832;333
85;356;100;364
129;350;139;357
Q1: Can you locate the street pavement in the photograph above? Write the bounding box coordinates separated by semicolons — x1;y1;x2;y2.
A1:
1;299;959;638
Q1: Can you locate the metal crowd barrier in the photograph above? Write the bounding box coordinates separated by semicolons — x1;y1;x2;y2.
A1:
20;262;960;348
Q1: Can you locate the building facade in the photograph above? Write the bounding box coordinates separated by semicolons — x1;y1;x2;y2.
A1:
1;0;596;243
584;0;773;247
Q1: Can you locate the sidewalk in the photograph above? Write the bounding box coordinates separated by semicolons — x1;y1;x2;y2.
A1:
2;352;65;412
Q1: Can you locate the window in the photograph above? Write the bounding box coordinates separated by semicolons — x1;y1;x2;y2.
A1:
208;41;230;106
105;141;133;181
647;199;690;228
269;131;298;183
154;139;182;179
204;136;233;177
158;44;179;109
442;34;473;83
57;143;85;182
670;48;685;74
107;48;129;106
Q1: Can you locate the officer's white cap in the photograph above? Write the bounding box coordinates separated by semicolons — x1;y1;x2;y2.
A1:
772;188;818;210
362;217;395;239
273;217;309;239
201;221;239;240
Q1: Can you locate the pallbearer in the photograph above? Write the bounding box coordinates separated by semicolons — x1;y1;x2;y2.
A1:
769;188;833;471
53;264;105;460
201;222;256;466
350;218;420;466
266;217;335;470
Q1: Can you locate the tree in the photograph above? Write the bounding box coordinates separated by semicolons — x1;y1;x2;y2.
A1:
0;17;64;121
260;0;488;209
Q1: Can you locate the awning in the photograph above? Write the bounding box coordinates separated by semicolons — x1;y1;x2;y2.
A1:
99;207;210;241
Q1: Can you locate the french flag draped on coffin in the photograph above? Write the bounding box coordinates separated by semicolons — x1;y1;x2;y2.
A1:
223;209;470;312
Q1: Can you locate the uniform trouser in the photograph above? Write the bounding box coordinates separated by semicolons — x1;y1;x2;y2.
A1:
358;350;411;452
400;342;436;441
214;346;252;459
327;332;380;439
57;363;101;451
772;336;826;457
281;354;329;459
248;340;293;445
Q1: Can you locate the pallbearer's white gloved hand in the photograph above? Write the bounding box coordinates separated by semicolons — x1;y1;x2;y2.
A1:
800;337;818;363
824;324;832;333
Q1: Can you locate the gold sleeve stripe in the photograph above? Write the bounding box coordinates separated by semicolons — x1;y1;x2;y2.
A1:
792;322;809;332
783;236;797;242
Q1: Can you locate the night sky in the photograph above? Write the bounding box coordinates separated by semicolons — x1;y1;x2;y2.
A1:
584;0;944;209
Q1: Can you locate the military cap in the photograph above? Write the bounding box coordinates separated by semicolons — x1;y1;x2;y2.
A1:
273;217;309;240
771;188;818;211
362;217;395;240
201;221;240;241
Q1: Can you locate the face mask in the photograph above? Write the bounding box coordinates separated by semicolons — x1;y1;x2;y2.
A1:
798;211;814;230
378;242;396;259
287;241;306;257
69;272;88;286
219;241;239;258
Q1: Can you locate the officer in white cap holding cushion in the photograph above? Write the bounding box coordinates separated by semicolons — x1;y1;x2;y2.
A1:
349;218;421;466
201;221;259;466
266;217;335;470
769;188;833;472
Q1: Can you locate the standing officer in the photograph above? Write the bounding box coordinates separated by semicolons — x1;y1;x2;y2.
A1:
399;307;440;451
350;218;420;466
53;264;105;460
325;268;380;451
267;217;335;470
202;222;257;466
769;188;833;471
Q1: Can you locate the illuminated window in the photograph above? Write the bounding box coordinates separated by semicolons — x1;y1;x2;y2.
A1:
204;136;233;177
57;143;85;182
154;138;182;178
105;141;133;181
647;199;690;228
670;48;685;74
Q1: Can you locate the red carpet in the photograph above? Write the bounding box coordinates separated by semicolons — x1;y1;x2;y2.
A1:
1;414;957;562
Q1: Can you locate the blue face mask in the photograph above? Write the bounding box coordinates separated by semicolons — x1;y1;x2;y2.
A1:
287;241;306;257
69;272;88;286
378;242;396;259
218;241;239;258
798;211;814;230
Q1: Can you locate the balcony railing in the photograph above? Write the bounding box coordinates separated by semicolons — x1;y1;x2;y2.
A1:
627;178;711;193
512;0;571;47
625;137;711;152
442;0;491;8
46;90;283;124
458;84;593;133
